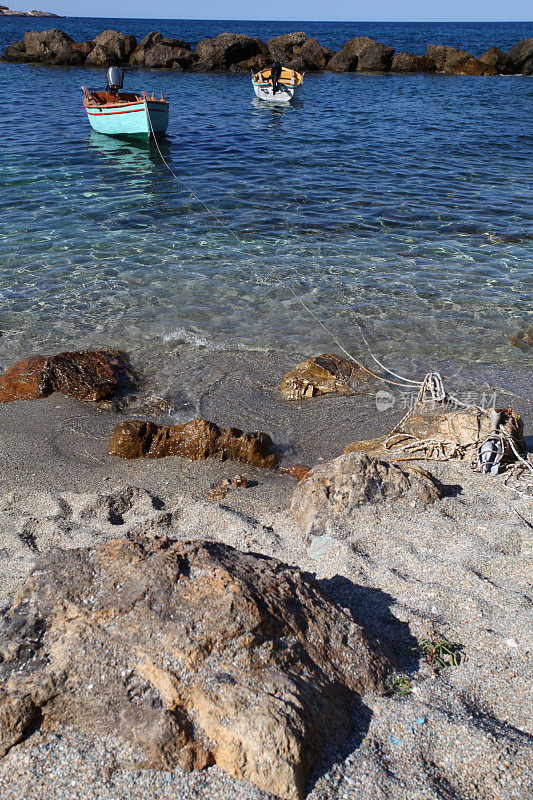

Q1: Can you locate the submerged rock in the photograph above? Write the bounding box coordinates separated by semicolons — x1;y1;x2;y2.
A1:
0;349;138;403
109;418;277;468
280;353;374;400
0;536;391;799
291;452;442;536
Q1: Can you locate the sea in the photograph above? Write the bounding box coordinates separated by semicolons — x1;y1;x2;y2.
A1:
0;19;532;418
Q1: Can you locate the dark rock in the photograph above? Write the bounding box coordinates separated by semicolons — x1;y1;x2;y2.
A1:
295;37;329;71
0;537;391;799
92;30;137;62
74;41;94;59
356;40;394;71
291;452;442;536
195;33;266;71
444;56;498;76
109;419;276;468
144;44;182;68
508;37;533;69
23;28;74;61
230;53;270;73
0;356;51;402
0;40;33;62
327;37;393;72
85;43;114;68
266;31;308;62
280;354;374;400
129;31;163;65
0;349;138;404
327;36;375;71
426;45;472;71
479;46;514;73
160;37;191;50
391;52;436;72
521;56;533;75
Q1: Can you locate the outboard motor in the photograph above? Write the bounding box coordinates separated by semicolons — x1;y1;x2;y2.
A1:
270;61;283;94
106;66;124;97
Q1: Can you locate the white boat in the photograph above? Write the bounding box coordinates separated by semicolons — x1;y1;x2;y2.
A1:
252;65;303;103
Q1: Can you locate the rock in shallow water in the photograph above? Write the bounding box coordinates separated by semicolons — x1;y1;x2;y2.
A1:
0;536;391;800
109;418;277;468
280;353;374;400
0;349;138;403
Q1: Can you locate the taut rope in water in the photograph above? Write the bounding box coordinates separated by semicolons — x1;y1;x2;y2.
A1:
145;107;533;486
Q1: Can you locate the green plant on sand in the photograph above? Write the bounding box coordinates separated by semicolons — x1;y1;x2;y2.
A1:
416;632;464;673
382;674;413;697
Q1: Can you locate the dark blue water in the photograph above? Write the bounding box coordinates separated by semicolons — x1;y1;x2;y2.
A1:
0;18;532;386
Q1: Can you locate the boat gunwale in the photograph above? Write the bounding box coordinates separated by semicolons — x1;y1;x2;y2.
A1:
83;98;169;110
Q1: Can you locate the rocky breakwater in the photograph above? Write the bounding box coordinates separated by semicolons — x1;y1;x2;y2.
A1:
1;27;532;75
0;536;392;800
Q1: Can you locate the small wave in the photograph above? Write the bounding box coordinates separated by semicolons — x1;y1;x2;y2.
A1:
162;328;270;353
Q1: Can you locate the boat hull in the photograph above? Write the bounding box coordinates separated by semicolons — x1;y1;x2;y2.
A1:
253;83;297;103
85;99;169;137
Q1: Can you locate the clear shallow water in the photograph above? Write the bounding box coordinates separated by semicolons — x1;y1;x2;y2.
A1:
0;19;532;389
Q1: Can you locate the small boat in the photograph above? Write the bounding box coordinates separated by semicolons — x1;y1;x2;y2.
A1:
252;62;303;103
82;67;169;138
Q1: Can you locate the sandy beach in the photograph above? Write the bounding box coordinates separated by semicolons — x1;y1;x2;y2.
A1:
0;358;531;800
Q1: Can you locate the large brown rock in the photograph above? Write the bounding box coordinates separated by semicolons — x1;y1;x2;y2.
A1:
143;44;190;69
479;46;514;73
0;356;51;402
508;37;533;70
391;52;436;72
195;33;266;71
426;45;472;71
0;537;391;799
327;36;374;71
0;40;31;62
327;37;393;72
129;30;163;64
109;418;276;468
85;43;114;67
284;37;330;71
291;452;442;536
280;354;374;400
266;31;308;62
0;349;138;403
444;56;497;76
91;29;136;62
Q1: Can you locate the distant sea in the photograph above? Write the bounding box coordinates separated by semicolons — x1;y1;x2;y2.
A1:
0;19;531;401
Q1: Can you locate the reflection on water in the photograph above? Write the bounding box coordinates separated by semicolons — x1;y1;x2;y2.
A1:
87;131;173;173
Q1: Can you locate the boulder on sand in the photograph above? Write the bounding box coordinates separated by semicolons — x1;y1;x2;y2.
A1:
280;354;374;400
0;349;138;403
195;32;266;71
109;418;277;468
290;452;442;537
0;536;392;800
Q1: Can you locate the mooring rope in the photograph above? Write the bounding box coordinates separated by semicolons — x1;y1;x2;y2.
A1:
144;105;532;483
145;106;423;390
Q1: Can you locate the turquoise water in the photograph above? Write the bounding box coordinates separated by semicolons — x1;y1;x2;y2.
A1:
0;19;532;385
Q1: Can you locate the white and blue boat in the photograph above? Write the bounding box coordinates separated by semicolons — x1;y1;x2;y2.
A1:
82;68;169;138
252;64;303;103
